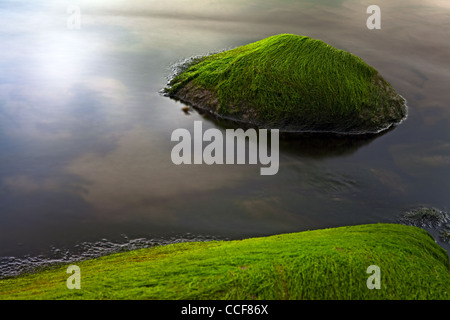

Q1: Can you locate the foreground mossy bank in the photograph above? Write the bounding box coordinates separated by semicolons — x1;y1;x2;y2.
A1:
165;34;407;133
1;224;449;300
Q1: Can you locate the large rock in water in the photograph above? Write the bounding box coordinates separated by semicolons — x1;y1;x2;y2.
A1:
164;34;407;134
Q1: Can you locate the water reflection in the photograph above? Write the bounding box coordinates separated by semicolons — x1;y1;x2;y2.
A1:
196;111;391;159
279;131;391;159
65;124;251;217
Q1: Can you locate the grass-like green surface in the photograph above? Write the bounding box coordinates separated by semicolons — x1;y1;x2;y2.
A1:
0;224;449;300
167;34;406;133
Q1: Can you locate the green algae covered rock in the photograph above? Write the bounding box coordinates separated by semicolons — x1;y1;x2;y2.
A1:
165;34;407;134
1;224;449;299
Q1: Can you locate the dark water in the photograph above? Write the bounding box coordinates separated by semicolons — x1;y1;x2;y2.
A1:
1;0;450;278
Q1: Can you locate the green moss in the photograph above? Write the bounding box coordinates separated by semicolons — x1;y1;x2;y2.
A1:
1;224;449;300
166;34;407;133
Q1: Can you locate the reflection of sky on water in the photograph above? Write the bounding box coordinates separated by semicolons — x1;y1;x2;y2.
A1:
0;0;449;260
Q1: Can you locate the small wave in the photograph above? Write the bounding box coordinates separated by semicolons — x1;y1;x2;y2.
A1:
0;233;225;280
399;207;450;248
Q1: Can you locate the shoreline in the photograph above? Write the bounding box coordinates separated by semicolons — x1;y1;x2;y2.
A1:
1;223;449;300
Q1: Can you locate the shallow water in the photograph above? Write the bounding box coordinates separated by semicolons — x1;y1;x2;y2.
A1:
1;0;450;278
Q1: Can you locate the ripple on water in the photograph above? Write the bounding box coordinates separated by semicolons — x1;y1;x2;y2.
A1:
399;207;450;253
0;233;225;280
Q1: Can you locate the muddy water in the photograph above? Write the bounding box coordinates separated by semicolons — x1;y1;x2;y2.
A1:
0;0;449;278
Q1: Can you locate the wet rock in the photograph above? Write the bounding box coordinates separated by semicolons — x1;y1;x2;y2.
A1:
400;207;449;229
164;34;407;134
399;207;450;244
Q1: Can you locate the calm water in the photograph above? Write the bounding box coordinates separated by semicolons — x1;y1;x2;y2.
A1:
1;0;450;277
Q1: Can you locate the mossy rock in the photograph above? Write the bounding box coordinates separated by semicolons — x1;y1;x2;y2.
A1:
1;224;449;299
165;34;407;134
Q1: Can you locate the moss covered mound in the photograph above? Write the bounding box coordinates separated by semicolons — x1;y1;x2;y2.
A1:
165;34;407;134
1;224;449;300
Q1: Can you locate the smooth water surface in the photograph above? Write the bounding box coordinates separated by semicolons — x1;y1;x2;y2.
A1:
1;0;449;277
